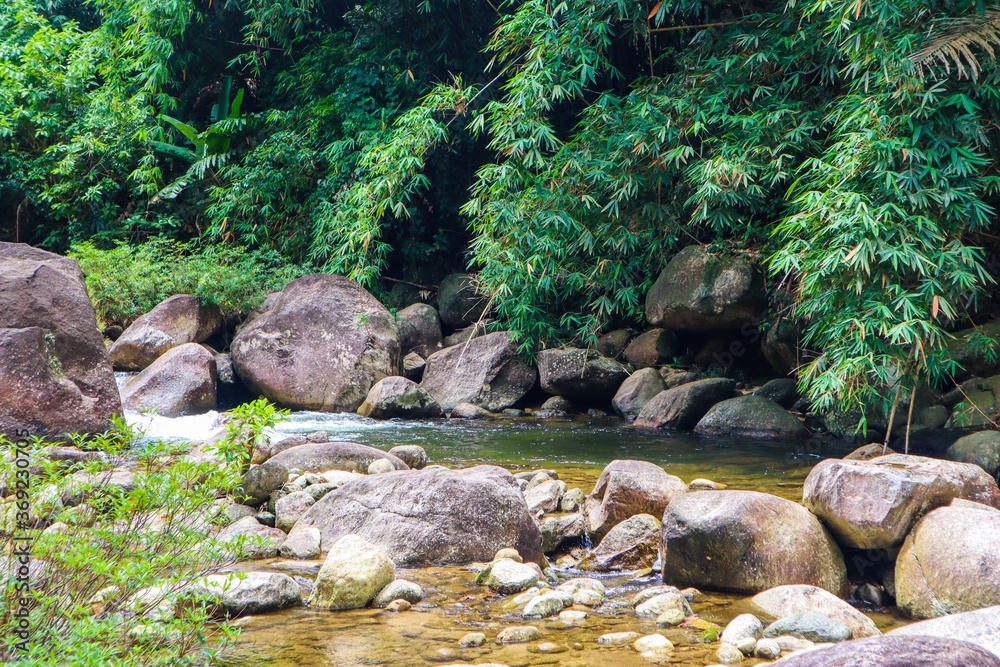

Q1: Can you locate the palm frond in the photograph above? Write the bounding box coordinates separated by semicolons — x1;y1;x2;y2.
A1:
912;9;1000;80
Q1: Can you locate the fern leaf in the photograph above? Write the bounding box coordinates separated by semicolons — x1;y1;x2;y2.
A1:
912;9;1000;80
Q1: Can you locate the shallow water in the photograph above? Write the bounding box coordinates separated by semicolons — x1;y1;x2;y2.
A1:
129;411;910;666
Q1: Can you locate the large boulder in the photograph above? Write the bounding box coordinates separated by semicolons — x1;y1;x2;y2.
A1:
584;460;687;541
420;332;535;411
578;513;660;572
802;454;1000;550
357;376;444;419
289;465;543;565
396;303;442;358
889;604;1000;657
231;274;400;412
661;491;850;596
896;503;1000;618
623;329;677;368
612;368;666;420
180;572;301;617
267;442;408;475
308;535;395;610
119;343;217;417
645;245;765;332
767;635;1000;667
0;242;122;439
750;585;881;639
694;394;808;439
437;274;487;330
108;294;222;371
633;378;736;430
947;431;1000;476
537;348;629;402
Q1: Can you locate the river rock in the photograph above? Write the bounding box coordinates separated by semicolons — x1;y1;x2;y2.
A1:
483;558;540;594
109;294;222;371
750;585;880;639
437;274;487;330
402;352;426;380
537;348;629;402
888;604;1000;657
895;503;1000;618
767;635;1000;666
541;395;577;413
289;465;542;565
662;491;849;596
634;634;674;654
180;571;301;617
633;378;737;429
0;243;122;439
624;329;678;368
557;578;607;606
755;378;799;408
267;442;407;475
612;368;666;420
274;491;315;533
119;343;217;417
279;526;321;559
695;394;808;439
387;445;428;470
357;376;444;419
721;614;765;645
584;459;687;541
396;303;442;357
459;632;487;647
373;579;423;607
540;513;585;552
947;431;1000;476
598;631;642;646
763;612;852;643
636;591;691;618
212;516;287;559
761;318;803;377
498;625;541;644
645;245;765;332
231;274;400;412
240;462;290;504
523;590;570;617
597;329;632;358
716;642;746;664
802;454;1000;550
450;402;492;419
420;331;535;411
524;479;566;514
309;535;395;610
578;513;660;571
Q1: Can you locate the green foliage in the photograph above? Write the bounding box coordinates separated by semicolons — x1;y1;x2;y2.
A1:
69;240;309;327
0;414;274;665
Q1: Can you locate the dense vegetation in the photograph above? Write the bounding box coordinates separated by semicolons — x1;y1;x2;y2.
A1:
2;0;1000;415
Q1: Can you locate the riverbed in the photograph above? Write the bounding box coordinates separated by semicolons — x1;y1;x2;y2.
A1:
130;411;910;667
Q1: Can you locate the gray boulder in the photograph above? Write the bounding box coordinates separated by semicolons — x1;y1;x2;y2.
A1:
274;491;315;533
896;503;1000;618
289;465;543;565
524;479;566;514
597;329;631;358
109;294;222;371
420;332;535;411
483;558;539;594
645;245;765;332
889;604;1000;658
309;535;395;610
662;491;849;596
539;513;585;553
211;516;287;559
0;242;122;439
802;454;1000;550
612;368;666;420
623;329;678;368
584;460;687;541
267;442;408;475
633;378;736;430
231;274;400;412
694;394;808;439
240;462;290;504
947;431;1000;476
754;378;800;408
396;303;442;358
357;376;444;419
181;572;301;617
450;402;493;419
578;513;660;572
120;343;217;417
763;612;853;643
751;584;881;639
387;445;428;470
767;635;1000;667
437;274;487;330
537;348;629;402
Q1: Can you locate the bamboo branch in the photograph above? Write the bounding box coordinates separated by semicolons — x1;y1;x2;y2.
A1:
649;19;756;33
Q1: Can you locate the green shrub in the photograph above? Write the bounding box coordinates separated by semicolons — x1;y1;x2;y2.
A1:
69;240;309;328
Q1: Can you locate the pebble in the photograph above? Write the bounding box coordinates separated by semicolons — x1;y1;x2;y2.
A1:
716;642;744;664
459;632;486;647
735;637;756;655
385;599;410;612
754;638;781;660
497;626;541;644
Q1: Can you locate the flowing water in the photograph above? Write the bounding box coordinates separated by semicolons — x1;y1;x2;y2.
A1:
129;411;912;667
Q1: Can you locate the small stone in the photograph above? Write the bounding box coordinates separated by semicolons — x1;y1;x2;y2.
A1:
367;459;396;475
736;637;757;655
498;626;541;644
655;608;685;626
508;587;541;607
386;599;411;612
523;591;570;618
558;610;588;623
256;511;276;527
494;547;522;562
762;612;852;643
636;592;690;618
485;559;539;595
633;634;673;654
279;527;321;560
459;632;486;647
753;638;781;660
720;614;764;646
597;632;641;646
374;579;423;607
560;488;586;512
856;583;888;606
716;642;744;664
689;478;726;490
555;555;577;568
533;642;564;653
632;585;683;608
773;635;815;652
